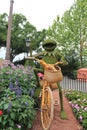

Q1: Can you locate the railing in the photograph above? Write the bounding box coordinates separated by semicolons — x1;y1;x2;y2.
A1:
60;76;87;92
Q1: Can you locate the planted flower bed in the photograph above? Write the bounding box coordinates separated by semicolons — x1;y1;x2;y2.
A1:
65;90;87;130
0;63;37;130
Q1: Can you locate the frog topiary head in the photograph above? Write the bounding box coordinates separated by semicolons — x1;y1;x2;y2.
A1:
42;39;57;52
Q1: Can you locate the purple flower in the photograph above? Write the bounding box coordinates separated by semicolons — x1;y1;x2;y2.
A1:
73;104;80;111
25;102;29;107
11;64;17;69
71;103;74;108
78;115;83;122
17;64;24;69
16;87;22;98
9;81;14;90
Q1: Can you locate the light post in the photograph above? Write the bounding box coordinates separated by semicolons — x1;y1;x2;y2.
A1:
26;38;31;57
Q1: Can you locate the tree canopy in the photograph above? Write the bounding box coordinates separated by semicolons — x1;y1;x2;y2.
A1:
0;13;47;62
47;0;87;66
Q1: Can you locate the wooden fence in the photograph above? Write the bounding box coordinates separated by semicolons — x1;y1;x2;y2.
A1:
60;76;87;92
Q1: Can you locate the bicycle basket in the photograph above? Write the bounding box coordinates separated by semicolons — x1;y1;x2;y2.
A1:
44;66;63;83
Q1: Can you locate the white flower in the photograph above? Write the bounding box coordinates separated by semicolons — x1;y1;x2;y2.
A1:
16;124;21;129
77;99;80;101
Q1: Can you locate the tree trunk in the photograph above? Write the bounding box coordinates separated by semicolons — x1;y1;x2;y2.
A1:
5;0;14;62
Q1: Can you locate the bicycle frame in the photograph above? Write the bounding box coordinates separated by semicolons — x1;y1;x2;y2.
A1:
41;80;49;108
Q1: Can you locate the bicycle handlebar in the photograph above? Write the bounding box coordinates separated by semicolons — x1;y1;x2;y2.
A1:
26;57;63;65
26;56;66;72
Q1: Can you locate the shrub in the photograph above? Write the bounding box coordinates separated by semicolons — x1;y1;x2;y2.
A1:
0;88;36;130
0;63;37;130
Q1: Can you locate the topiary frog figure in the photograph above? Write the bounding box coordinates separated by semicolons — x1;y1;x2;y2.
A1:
34;39;67;119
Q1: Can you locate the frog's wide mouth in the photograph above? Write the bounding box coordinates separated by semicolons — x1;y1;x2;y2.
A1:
43;41;57;51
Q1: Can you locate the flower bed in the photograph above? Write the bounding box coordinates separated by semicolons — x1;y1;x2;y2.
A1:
65;90;87;130
0;63;37;130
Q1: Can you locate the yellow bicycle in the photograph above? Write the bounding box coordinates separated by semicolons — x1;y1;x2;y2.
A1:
27;57;63;130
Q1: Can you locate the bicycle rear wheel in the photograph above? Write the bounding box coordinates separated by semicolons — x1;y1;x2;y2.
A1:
41;87;54;130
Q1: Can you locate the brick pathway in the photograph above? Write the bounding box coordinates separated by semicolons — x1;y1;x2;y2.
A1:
30;90;83;130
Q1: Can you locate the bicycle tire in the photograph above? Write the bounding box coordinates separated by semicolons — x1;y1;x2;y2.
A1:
41;87;54;130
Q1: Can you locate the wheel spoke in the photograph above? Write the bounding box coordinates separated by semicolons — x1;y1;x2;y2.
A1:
41;87;54;130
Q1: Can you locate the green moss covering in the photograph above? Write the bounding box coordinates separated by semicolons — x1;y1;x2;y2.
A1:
34;39;66;117
60;111;68;119
42;55;57;64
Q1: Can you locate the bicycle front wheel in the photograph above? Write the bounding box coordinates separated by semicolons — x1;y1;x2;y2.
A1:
41;87;54;130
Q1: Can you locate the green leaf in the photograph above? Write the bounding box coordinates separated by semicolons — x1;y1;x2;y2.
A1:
3;120;8;125
4;114;8;120
0;117;2;122
10;113;16;119
28;123;32;128
4;104;9;110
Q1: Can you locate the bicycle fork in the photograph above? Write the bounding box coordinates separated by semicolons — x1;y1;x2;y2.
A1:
41;80;48;109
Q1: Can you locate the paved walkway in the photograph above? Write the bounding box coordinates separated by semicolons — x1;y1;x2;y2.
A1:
30;90;83;130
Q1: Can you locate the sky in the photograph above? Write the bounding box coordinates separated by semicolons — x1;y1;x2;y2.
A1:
0;0;74;30
0;0;75;59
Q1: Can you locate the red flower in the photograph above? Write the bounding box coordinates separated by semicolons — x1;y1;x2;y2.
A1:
0;110;3;116
38;73;44;79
